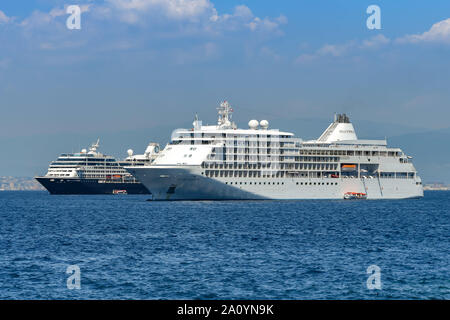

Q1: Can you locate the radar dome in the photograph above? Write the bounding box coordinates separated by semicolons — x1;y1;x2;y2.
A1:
248;120;259;129
260;120;269;129
127;149;134;156
81;149;87;153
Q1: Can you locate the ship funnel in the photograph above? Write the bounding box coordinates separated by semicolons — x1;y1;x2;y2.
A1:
317;113;357;142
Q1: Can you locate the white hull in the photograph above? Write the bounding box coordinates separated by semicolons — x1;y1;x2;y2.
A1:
128;165;424;201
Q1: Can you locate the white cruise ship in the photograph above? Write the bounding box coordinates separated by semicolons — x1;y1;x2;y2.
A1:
126;101;423;200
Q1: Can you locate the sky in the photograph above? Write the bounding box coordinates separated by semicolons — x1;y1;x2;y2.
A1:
1;0;450;178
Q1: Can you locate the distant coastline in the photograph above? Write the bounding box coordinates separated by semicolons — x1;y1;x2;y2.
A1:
0;177;44;191
423;183;450;191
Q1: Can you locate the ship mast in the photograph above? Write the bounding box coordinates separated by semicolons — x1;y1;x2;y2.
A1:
88;138;100;155
217;100;236;129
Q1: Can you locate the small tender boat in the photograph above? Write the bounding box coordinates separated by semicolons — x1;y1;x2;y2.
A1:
113;189;128;195
344;192;367;200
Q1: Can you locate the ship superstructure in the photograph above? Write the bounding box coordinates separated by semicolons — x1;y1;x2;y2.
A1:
36;140;160;194
126;101;423;200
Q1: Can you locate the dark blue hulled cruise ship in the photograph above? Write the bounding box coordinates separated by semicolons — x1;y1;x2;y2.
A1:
35;139;160;194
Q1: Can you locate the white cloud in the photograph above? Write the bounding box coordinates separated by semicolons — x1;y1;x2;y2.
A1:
102;1;286;34
294;18;450;66
106;0;214;23
317;42;353;57
20;9;64;28
294;35;390;65
294;17;450;66
0;10;11;24
397;18;450;44
247;16;285;32
20;5;91;28
243;10;287;33
13;1;286;39
3;1;286;58
360;34;390;49
214;5;286;33
295;41;354;64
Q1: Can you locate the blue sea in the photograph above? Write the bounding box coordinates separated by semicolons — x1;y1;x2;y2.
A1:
0;191;448;299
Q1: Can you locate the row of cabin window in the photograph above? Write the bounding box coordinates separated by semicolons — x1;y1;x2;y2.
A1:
78;170;126;174
299;150;400;156
224;181;339;186
205;171;285;178
202;163;339;169
204;168;337;176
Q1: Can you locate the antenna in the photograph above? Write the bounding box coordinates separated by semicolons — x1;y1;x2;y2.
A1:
193;113;201;130
217;100;235;128
89;138;100;154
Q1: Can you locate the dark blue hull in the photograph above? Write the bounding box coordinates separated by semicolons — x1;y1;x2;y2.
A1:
35;177;150;195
